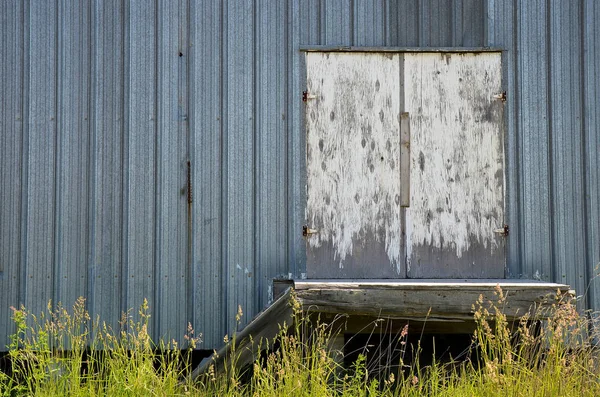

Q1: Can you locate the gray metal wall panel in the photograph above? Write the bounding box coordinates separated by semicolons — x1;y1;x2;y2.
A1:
289;0;306;281
549;0;587;303
389;0;484;47
354;0;387;46
127;0;157;331
156;0;190;343
390;1;419;46
584;0;600;311
487;0;599;303
517;0;553;281
56;0;91;307
2;0;599;350
324;0;352;45
300;0;322;45
454;0;485;46
0;0;24;340
91;0;125;331
190;0;224;349
486;0;520;279
25;0;58;316
256;0;288;311
224;0;255;334
420;0;452;46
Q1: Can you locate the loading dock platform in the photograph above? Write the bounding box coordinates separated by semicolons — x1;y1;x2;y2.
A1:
192;279;572;378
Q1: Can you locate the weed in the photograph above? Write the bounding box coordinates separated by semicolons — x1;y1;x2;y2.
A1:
1;288;600;396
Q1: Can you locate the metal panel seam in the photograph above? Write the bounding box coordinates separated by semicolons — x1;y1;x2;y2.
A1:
512;0;522;278
19;0;31;308
185;0;194;341
252;0;258;317
220;0;229;335
153;0;160;339
120;0;130;320
580;0;591;303
53;0;61;307
87;0;96;317
545;0;555;282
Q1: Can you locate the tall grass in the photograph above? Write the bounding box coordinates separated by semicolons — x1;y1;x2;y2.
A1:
1;288;599;396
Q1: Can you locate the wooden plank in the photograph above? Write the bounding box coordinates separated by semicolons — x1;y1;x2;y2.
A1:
292;279;571;290
192;288;294;378
299;46;504;53
291;279;571;321
315;313;480;335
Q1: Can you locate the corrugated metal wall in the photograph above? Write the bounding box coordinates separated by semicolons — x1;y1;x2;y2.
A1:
1;0;598;349
486;0;600;314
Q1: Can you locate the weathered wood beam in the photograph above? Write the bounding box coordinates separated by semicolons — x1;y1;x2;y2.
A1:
193;279;572;378
191;287;294;378
290;279;572;321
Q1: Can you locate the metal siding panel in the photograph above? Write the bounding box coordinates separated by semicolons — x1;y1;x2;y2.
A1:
256;0;288;310
324;0;352;45
392;0;419;46
485;0;520;278
354;0;386;46
584;0;600;310
156;0;189;344
290;0;307;279
0;0;24;340
25;0;58;315
56;0;91;306
225;0;254;334
517;0;552;281
190;0;223;349
549;1;587;301
456;0;484;46
420;0;452;47
91;0;125;331
300;0;321;45
191;0;225;349
127;0;157;331
451;0;463;46
6;0;600;350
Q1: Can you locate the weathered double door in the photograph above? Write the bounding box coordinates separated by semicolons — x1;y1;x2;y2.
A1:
305;51;506;279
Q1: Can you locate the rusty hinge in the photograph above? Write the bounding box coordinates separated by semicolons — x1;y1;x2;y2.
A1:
302;91;317;102
494;224;509;237
187;160;193;204
493;91;507;102
302;225;318;237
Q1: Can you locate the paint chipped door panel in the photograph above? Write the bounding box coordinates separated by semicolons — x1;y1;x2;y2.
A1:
305;52;405;278
404;53;505;278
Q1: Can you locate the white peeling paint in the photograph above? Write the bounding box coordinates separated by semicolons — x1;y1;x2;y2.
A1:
305;52;403;273
404;53;504;263
267;285;273;305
